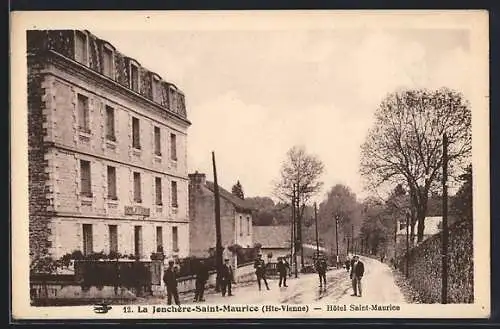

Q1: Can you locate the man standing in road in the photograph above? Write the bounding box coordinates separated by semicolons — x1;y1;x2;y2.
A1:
315;256;327;288
193;259;209;302
350;255;365;297
254;254;270;291
277;257;290;287
163;260;180;305
221;258;234;297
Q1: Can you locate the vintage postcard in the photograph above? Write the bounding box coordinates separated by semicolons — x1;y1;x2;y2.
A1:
11;10;490;320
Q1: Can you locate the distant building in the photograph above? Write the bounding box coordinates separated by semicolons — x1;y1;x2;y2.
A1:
188;172;254;261
396;216;442;250
27;30;191;263
253;225;291;262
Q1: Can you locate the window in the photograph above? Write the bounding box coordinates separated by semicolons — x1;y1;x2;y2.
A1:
247;217;251;236
130;64;139;92
74;31;87;65
82;224;93;256
154;126;161;156
133;172;142;203
105;106;115;141
80;160;91;196
102;46;113;78
132;117;140;149
134;226;143;258
172;226;178;252
171;181;178;207
77;94;90;133
107;166;117;199
109;225;118;253
155;177;162;205
239;215;243;236
170;133;177;161
152;76;162;103
156;226;163;253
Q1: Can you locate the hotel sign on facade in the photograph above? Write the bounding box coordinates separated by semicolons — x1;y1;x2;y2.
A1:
124;206;151;217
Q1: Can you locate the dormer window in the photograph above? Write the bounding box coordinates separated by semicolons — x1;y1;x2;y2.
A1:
168;86;177;112
74;31;88;66
102;43;115;79
152;74;162;103
129;61;140;92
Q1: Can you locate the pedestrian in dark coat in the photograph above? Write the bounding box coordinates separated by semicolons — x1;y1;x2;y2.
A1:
163;260;180;305
345;257;351;272
315;257;327;287
350;255;365;297
277;257;290;287
254;254;270;291
220;259;234;297
193;259;209;302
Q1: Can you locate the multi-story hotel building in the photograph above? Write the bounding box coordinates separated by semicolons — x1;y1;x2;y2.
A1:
27;30;191;262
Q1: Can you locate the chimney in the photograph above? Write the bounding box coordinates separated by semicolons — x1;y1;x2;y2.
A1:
188;171;206;189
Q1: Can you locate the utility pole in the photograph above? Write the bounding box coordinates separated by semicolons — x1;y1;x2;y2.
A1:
442;133;449;304
405;211;410;278
290;189;295;277
299;203;305;269
293;184;298;278
314;203;319;256
335;214;339;268
394;216;398;261
212;151;223;292
351;224;354;254
346;237;350;256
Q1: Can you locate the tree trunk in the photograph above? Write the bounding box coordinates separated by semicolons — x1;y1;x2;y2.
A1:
416;206;426;243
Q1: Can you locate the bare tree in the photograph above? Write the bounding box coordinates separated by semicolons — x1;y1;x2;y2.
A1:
273;145;325;205
360;88;471;242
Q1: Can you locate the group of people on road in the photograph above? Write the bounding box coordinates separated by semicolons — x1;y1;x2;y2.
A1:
163;253;365;304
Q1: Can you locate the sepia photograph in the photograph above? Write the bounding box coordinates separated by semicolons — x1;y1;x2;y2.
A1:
11;10;490;320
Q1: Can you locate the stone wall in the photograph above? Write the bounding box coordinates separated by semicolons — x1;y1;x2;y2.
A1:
28;51;51;261
396;220;473;303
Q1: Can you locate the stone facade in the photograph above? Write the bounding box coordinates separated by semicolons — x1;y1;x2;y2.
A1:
188;172;254;259
27;30;191;263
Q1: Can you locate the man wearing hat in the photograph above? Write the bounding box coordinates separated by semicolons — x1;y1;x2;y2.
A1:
254;254;270;291
277;257;290;287
220;258;234;297
163;260;180;305
193;259;209;302
350;255;365;297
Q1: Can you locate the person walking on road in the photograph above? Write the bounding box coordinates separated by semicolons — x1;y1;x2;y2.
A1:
163;260;180;305
315;256;327;288
350;255;365;297
254;254;270;291
193;259;209;302
344;256;351;272
277;257;290;287
221;258;234;297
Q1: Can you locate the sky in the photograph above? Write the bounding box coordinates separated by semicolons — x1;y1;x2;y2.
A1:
92;26;472;203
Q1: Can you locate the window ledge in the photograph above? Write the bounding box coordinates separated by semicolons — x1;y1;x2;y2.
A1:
78;129;91;136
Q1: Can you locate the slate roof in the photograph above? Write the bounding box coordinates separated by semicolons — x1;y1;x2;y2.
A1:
205;181;255;213
253;226;291;249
